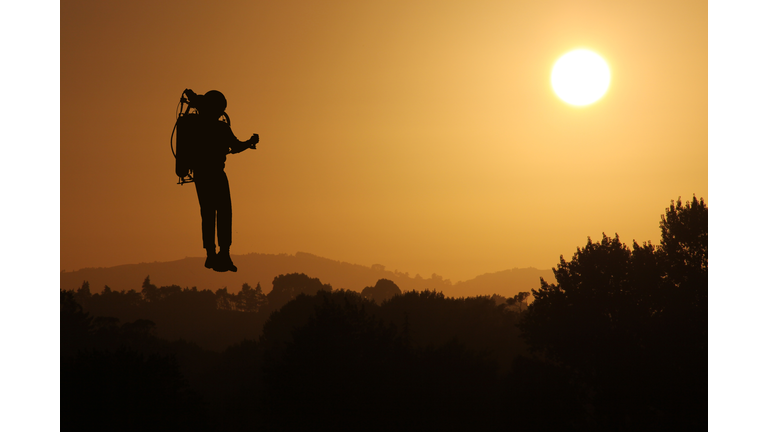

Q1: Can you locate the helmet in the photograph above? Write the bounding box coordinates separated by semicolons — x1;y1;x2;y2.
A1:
203;90;227;115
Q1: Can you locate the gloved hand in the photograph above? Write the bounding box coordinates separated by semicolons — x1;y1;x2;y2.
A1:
248;133;259;149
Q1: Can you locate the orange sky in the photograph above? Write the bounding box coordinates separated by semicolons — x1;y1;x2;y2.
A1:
61;0;707;282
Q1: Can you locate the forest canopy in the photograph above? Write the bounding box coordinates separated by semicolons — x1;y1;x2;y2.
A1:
61;196;707;430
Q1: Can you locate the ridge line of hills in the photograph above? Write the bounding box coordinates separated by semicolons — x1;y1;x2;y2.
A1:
60;251;552;299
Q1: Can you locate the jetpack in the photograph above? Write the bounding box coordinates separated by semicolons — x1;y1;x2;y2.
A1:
169;89;231;185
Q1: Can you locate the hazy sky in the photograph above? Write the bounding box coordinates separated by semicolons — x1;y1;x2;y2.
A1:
61;0;707;282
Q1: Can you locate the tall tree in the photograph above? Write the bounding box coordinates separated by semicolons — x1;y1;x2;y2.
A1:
659;195;708;309
141;276;160;303
519;196;707;429
236;282;267;313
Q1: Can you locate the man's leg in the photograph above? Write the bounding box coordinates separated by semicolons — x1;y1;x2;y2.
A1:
216;172;233;251
215;172;237;272
194;176;218;268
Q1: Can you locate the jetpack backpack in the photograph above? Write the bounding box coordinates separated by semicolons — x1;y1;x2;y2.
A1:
170;89;231;185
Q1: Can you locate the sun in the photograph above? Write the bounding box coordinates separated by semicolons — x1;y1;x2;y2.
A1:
551;49;611;106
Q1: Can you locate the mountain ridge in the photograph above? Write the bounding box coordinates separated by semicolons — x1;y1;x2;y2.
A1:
60;252;552;299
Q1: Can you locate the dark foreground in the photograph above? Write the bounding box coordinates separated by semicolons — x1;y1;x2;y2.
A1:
61;197;707;431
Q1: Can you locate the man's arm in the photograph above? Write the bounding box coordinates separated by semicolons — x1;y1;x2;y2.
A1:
229;133;258;154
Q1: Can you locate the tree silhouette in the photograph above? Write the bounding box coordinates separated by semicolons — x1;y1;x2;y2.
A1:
660;195;708;275
260;289;374;359
519;196;707;429
659;195;708;313
61;290;94;358
265;273;332;312
215;287;236;310
141;275;160;303
262;292;410;429
236;282;267;312
375;290;526;374
655;195;708;428
261;290;508;430
361;278;402;303
74;280;91;305
505;291;530;313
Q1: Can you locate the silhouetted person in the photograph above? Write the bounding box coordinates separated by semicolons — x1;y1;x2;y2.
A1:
184;89;258;272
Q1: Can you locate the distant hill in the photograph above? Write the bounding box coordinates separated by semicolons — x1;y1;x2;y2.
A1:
60;252;551;299
446;267;553;298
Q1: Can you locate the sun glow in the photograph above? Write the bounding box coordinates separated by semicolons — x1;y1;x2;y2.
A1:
551;49;611;106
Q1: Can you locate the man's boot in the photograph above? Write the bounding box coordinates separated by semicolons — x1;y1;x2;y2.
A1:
204;247;218;270
216;248;237;272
